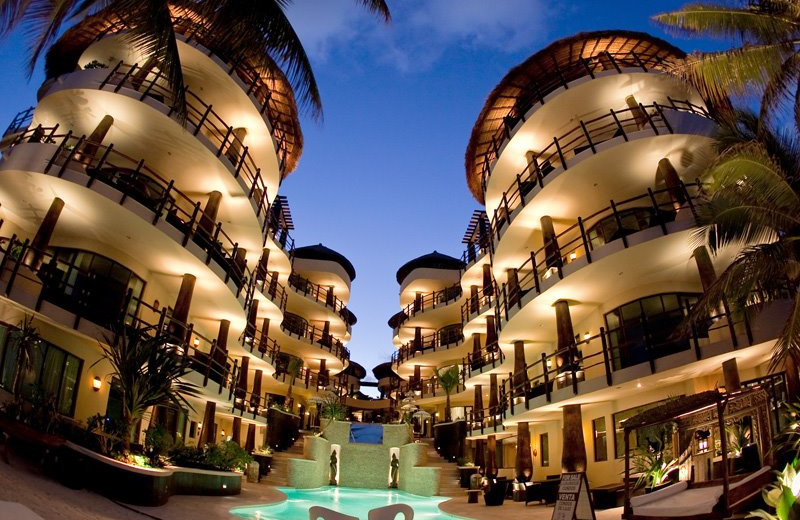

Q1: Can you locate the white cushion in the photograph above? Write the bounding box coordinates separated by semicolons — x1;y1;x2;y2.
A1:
730;466;771;490
632;487;723;517
630;481;688;507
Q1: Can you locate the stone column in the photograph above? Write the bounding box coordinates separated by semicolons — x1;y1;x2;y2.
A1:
561;404;587;472
482;264;493;296
257;318;270;354
256;248;270;282
513;340;528;395
245;300;258;344
555;300;576;370
473;384;484;422
486;316;497;346
489;374;499;426
693;246;717;292
251;369;263;412
625;94;648;128
198;401;216;446
507;268;520;305
25;197;65;268
471;333;482;368
516;422;533;482
246;423;257;452
199;191;222;235
470;285;479;313
413;365;421;392
541;215;560;269
319;359;328;388
225;127;248;164
166;273;196;343
475;439;486;473
413;327;422;352
486;435;498;478
237;356;250;406
722;358;741;392
80;114;114;160
232;417;242;446
212;319;231;380
658;158;686;210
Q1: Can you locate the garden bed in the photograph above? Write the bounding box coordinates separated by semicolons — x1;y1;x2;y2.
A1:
58;442;242;506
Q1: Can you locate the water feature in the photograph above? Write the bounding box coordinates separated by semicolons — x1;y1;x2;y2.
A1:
229;486;467;520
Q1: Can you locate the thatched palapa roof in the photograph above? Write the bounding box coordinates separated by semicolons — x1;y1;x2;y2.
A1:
44;5;303;175
465;30;686;203
622;391;721;431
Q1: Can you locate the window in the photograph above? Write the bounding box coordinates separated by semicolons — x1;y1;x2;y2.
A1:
0;324;82;416
604;293;701;370
593;417;608;461
540;433;549;467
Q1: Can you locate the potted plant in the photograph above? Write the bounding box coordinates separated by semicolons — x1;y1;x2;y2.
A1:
433;365;460;422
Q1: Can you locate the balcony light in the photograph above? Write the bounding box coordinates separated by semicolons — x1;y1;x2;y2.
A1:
92;376;102;391
543;266;558;280
193;338;200;347
569;252;577;261
583;332;591;341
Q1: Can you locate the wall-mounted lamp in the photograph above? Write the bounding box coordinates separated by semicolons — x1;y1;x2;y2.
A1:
583;332;591;341
92;376;102;392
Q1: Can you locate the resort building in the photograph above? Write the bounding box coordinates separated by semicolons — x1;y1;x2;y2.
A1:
391;30;790;486
0;6;357;451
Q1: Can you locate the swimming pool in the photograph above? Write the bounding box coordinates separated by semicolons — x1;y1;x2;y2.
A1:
229;486;467;520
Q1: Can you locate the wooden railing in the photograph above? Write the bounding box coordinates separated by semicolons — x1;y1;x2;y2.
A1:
460;286;496;325
394;284;463;329
477;49;684;190
273;365;344;394
391;325;465;367
486;100;710;237
96;61;276;222
4;126;289;316
396;374;465;400
464;341;504;380
0;235;276;421
3;106;33;137
461;240;490;265
496;183;704;321
288;272;353;327
279;317;350;363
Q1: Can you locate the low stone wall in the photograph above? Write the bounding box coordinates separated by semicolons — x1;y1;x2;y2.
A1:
60;442;242;506
287;422;441;496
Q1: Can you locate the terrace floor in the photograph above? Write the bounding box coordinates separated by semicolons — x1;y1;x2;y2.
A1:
0;452;624;520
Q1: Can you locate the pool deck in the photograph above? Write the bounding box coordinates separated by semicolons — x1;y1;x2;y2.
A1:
0;452;623;520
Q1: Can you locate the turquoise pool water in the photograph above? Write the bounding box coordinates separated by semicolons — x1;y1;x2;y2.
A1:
230;486;467;520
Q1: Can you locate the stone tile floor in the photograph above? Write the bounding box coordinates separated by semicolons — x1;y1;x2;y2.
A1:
0;452;623;520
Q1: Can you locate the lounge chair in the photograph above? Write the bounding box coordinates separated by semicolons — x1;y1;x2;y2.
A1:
627;466;772;519
367;503;414;520
308;506;358;520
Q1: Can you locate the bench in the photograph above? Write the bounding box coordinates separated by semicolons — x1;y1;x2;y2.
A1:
591;483;625;509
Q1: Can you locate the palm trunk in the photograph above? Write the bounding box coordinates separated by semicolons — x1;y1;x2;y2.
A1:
445;392;451;422
122;408;133;454
785;355;800;401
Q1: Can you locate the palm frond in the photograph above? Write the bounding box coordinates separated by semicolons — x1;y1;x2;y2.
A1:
353;0;391;22
23;0;81;75
758;52;800;131
769;288;800;372
654;4;799;42
673;44;791;105
0;0;33;36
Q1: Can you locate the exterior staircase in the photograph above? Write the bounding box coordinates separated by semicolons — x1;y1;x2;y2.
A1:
419;438;463;497
260;435;307;487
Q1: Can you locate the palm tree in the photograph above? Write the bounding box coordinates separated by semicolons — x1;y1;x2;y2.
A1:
96;329;199;452
0;0;390;120
686;110;800;396
654;1;800;128
284;357;303;412
433;365;461;422
10;315;40;402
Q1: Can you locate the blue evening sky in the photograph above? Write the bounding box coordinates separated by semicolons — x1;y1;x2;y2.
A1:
0;1;724;393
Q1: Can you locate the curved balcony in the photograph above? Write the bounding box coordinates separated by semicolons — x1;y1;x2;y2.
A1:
460;287;496;326
288;272;355;329
3;128;286;311
279;312;349;364
496;183;704;324
41;61;278;224
86;11;301;175
395;284;463;330
460;240;490;268
464;341;504;380
471;44;685;198
497;298;782;422
0;235;270;419
464;403;508;438
3;106;34;138
272;365;343;395
396;374;466;401
392;324;464;368
486;100;711;231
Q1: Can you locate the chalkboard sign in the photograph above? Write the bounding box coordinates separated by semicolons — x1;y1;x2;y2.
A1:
551;472;595;520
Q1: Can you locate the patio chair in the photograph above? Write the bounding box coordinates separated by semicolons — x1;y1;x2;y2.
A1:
367;503;414;520
308;506;358;520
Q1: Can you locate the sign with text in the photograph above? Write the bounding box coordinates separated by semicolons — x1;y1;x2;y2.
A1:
551;472;595;520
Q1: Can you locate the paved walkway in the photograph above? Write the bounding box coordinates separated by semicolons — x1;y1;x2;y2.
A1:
0;452;624;520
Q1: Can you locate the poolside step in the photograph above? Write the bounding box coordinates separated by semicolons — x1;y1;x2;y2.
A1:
260;436;307;487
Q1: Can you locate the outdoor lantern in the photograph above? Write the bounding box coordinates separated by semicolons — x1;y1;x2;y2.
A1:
92;376;102;391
